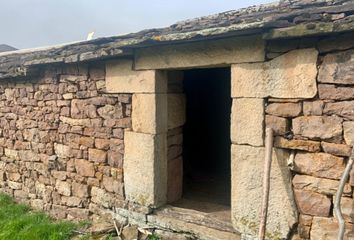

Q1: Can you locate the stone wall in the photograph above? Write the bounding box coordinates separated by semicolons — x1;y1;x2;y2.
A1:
265;32;354;239
0;62;132;221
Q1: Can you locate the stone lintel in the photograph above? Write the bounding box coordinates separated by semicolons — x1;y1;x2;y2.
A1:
134;36;265;70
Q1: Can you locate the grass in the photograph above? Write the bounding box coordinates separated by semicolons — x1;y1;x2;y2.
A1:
0;193;76;240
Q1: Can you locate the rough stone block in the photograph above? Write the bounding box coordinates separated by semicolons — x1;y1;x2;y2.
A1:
343;121;354;146
292;116;343;140
324;101;354;121
340;197;354;223
231;98;264;146
231;144;297;239
293;174;351;196
293;152;345;180
318;49;354;84
311;217;354;240
132;94;167;134
294;190;331;217
321;142;351;157
168;94;186;130
319;84;354;100
124;131;167;207
106;59;167;93
266;102;302;117
274;137;321;152
232;48;318;98
265;115;289;135
135;36;265;70
75;159;95;177
303;101;324;116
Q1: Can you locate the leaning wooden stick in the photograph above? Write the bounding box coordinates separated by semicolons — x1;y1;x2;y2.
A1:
259;127;274;240
334;147;354;240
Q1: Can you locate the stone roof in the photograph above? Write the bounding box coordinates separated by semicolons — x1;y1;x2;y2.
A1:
1;0;354;79
0;44;17;53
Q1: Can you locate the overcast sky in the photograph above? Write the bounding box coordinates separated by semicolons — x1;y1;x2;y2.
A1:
1;0;273;49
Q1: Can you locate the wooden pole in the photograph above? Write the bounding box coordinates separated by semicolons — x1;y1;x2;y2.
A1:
334;147;354;240
258;127;274;240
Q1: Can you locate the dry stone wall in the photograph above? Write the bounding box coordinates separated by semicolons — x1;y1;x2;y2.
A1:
0;62;132;221
265;32;354;239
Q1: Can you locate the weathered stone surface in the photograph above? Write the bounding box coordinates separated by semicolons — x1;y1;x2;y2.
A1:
72;182;89;198
231;144;297;239
168;94;186;130
102;175;123;194
75;159;95;177
292;116;343;140
124;131;167;207
135;36;265;70
122;226;139;240
293;174;351;196
318;32;354;53
274;137;321;152
88;148;106;163
341;197;354;223
232;49;318;98
231;98;264;146
344;121;354;146
318;49;354;85
265;102;302;117
167;157;183;203
265;115;289;135
54;143;72;159
106;59;167;93
321;142;351;157
55;180;71;197
298;214;312;239
303;100;324;116
91;187;114;208
293;152;345;180
97;105;122;119
324;101;354;121
311;217;354;240
132;94;167;134
349;165;354;186
294;189;331;217
319;84;354;100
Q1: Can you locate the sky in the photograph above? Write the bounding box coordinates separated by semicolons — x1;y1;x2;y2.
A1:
1;0;274;49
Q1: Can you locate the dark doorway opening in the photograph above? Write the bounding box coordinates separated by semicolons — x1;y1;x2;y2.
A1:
181;67;232;207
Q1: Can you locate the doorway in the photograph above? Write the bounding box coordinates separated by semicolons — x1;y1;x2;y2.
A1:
167;67;232;228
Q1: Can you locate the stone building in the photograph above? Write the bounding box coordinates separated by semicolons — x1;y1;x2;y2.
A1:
1;0;354;239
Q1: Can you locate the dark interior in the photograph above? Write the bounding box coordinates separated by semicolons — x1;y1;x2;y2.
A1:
182;67;232;207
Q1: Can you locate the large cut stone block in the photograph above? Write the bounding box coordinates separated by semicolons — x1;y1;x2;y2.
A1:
132;94;167;134
231;144;297;239
124;131;167;207
106;59;167;93
232;48;318;98
231;98;264;146
135;36;265;70
168;94;186;130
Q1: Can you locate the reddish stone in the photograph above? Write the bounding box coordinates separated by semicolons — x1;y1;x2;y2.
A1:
294;189;331;217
